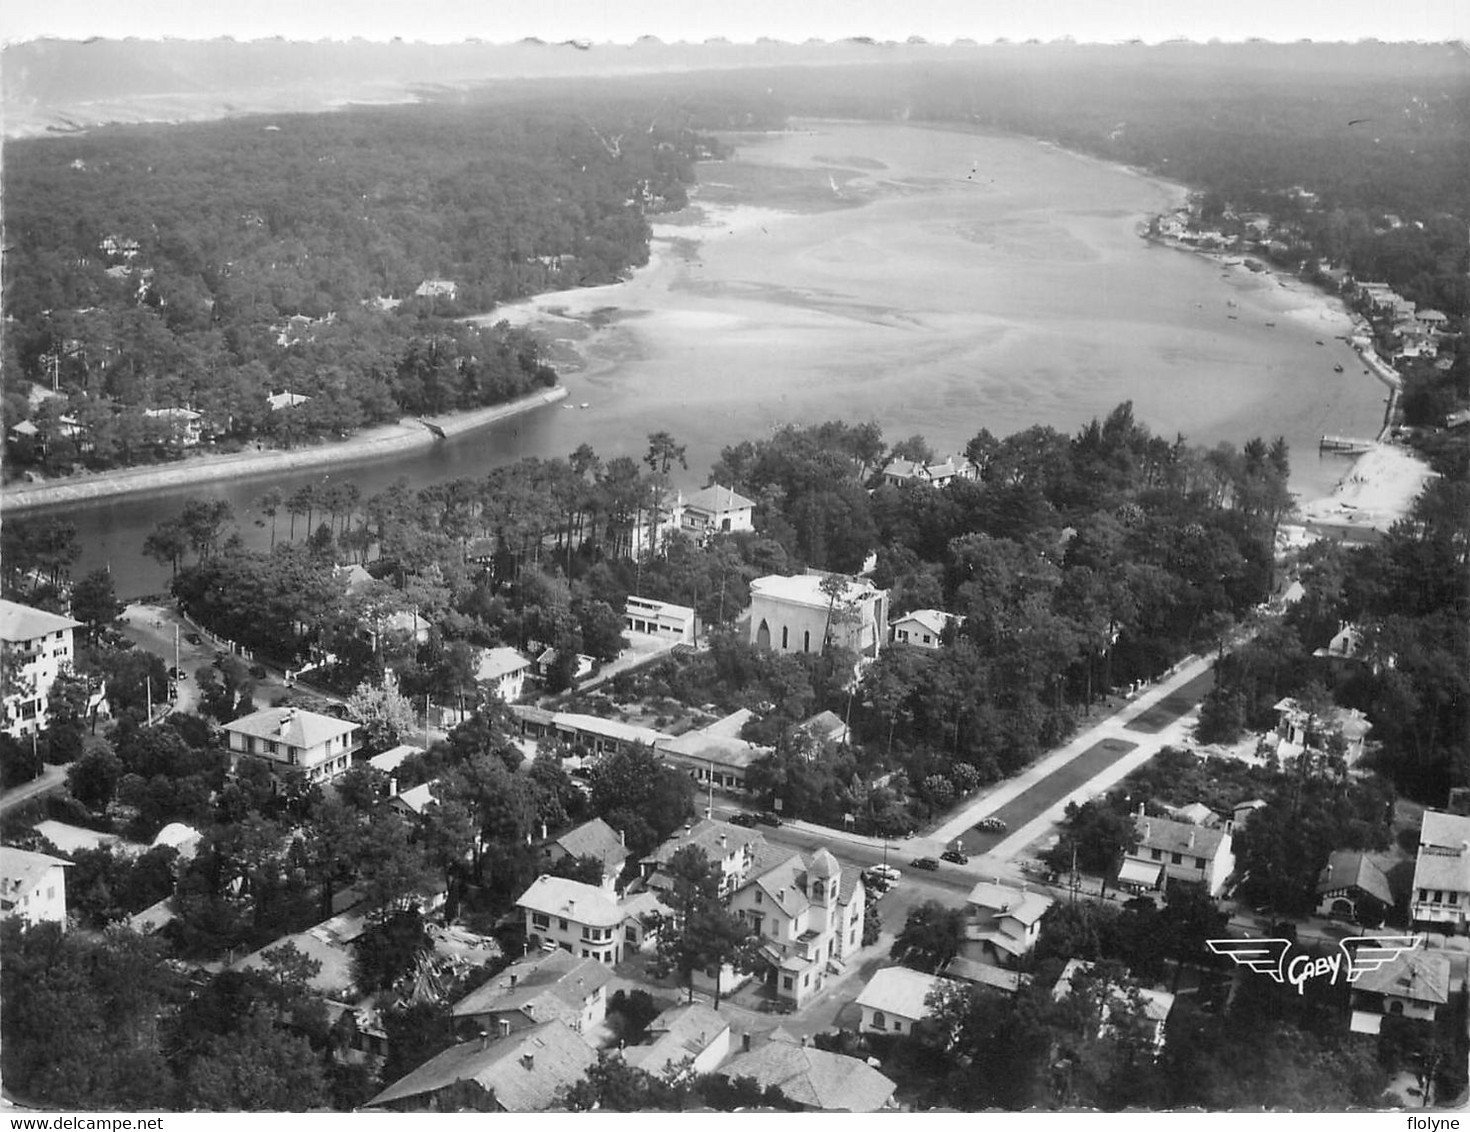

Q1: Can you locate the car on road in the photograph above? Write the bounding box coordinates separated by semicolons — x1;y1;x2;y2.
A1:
911;857;941;871
976;817;1007;833
757;813;783;827
168;667;186;680
940;849;969;865
184;632;203;646
868;864;902;884
728;812;760;828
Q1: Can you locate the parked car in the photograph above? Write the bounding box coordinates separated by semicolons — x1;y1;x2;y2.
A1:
868;864;902;884
757;813;783;827
911;857;941;871
940;849;969;865
728;812;760;828
167;666;186;680
184;632;203;646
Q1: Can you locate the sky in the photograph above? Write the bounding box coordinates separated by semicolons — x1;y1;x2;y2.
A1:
2;0;1466;46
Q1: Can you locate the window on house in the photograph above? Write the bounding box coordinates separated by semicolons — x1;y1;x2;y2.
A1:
1150;849;1162;861
582;949;590;958
1420;889;1429;902
802;973;810;987
783;976;794;990
1450;893;1459;905
755;891;762;904
893;1019;903;1031
873;1010;886;1029
803;631;811;653
781;626;789;649
559;919;569;931
532;913;550;930
626;927;638;943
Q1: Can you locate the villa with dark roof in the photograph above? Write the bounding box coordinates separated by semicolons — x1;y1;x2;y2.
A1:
713;1031;895;1112
366;1019;596;1112
538;817;629;892
222;706;359;787
450;950;611;1039
640;819;766;899
1316;850;1395;920
1118;809;1234;896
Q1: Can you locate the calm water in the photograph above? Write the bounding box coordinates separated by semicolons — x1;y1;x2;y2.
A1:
31;121;1387;598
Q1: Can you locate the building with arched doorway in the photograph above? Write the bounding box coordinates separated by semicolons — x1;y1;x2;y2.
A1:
747;572;888;663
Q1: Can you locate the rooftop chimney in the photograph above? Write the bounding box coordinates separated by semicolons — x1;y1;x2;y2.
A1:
498;1018;512;1038
509;973;519;988
720;833;728;848
1187;829;1195;849
388;776;398;798
521;1054;535;1071
742;1033;752;1052
800;1034;809;1047
540;822;548;841
567;899;576;915
619;829;626;848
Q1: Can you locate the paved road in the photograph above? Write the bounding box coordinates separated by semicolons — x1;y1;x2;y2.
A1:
0;762;68;816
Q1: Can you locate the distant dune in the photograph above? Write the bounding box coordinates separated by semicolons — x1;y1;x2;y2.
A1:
6;38;1459;140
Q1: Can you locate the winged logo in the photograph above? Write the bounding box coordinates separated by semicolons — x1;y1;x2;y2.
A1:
1339;935;1419;982
1207;937;1293;983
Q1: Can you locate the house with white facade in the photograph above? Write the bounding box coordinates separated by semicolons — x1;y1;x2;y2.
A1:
622;1003;732;1079
856;967;954;1035
143;407;204;447
678;485;755;537
0;847;71;929
656;712;771;795
1118;811;1235;897
1410;809;1470;932
223;706;359;788
640;819;765;899
475;646;533;704
889;608;962;648
748;572;888;662
1349;950;1451;1034
727;845;866;1008
880;455;978;489
517;875;625;964
962;881;1054;968
624;595;695;643
0;600;83;737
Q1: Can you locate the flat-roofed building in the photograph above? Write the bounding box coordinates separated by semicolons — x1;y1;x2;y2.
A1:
748;573;888;662
0;599;83;737
624;595;695;643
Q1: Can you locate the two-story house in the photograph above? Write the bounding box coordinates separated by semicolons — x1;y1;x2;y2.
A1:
222;706;359;788
475;646;533;704
727;846;866;1008
517;875;625;964
678;485;755;537
641;819;765;899
962;881;1054;968
450;950;611;1039
1052;959;1174;1056
1410;809;1470;931
0;599;83;737
538;818;628;893
0;846;72;929
748;572;888;662
1118;810;1234;897
624;595;696;644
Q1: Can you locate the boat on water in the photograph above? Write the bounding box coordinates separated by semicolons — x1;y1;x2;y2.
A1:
1264;321;1276;327
1227;314;1238;320
1334;364;1344;373
1316;339;1325;345
579;402;590;409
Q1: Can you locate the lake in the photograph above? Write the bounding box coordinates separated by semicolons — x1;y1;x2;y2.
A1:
33;120;1388;598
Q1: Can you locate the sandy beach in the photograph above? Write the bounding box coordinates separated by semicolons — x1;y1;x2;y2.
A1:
0;386;567;513
1296;443;1438;534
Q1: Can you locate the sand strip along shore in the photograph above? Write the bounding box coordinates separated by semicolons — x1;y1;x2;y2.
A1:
1;386;568;513
1295;442;1439;535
